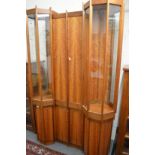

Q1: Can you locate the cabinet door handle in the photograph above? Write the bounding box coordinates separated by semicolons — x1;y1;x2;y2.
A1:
68;57;71;61
36;105;40;108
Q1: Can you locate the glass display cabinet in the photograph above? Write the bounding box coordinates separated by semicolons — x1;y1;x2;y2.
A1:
26;7;54;144
26;0;124;153
82;0;124;154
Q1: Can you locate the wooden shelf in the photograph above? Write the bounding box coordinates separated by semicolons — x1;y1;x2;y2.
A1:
85;103;114;115
82;103;115;121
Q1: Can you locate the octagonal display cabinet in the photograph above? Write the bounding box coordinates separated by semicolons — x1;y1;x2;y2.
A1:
26;7;54;144
82;0;124;154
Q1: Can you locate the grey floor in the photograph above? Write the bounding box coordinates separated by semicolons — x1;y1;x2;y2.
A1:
26;130;114;155
26;130;84;155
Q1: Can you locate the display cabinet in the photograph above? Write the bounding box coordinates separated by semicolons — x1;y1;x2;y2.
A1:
26;7;54;144
26;0;124;152
82;0;124;154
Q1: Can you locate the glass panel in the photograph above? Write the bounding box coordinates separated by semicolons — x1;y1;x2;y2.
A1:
87;5;107;113
28;15;39;97
107;5;120;104
38;14;52;97
83;7;90;108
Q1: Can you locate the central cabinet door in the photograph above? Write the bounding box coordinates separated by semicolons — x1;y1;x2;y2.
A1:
53;17;69;143
68;14;83;148
53;13;83;147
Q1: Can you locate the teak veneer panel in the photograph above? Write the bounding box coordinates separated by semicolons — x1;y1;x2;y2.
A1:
43;106;54;143
69;109;84;147
68;16;83;106
52;17;68;106
35;107;44;141
84;117;113;155
54;106;69;143
99;120;113;155
35;106;54;144
88;119;100;155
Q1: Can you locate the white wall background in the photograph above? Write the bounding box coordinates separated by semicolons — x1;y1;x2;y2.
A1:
26;0;83;12
26;0;129;141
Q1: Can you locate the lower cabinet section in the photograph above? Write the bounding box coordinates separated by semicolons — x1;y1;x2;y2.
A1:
84;117;113;155
54;106;69;143
35;105;113;154
69;109;84;148
35;105;54;144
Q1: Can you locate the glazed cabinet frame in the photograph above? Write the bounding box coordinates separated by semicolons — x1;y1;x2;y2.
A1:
82;0;124;155
82;0;124;119
26;7;55;144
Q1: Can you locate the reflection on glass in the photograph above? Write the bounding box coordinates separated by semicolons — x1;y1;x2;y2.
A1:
87;5;106;112
83;8;90;108
108;5;120;104
28;15;39;96
38;14;52;96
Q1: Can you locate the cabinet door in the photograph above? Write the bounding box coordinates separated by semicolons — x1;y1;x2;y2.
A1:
68;15;84;147
54;106;69;143
70;109;84;147
68;16;82;107
52;18;68;107
35;106;44;142
35;106;54;144
43;106;54;143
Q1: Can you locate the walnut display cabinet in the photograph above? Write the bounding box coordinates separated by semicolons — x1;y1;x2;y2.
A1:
26;7;54;144
26;0;124;154
82;0;124;155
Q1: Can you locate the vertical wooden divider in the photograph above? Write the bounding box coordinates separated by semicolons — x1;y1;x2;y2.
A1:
113;1;125;112
26;15;36;131
87;1;93;154
66;10;70;144
35;6;45;141
49;7;55;102
82;2;85;149
88;0;93;113
35;6;42;99
26;16;33;99
101;0;110;121
49;7;55;141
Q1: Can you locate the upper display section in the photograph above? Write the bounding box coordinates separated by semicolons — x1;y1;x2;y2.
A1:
37;14;52;96
82;0;124;117
27;8;53;101
84;0;123;10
